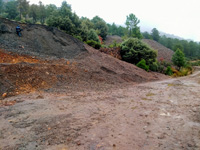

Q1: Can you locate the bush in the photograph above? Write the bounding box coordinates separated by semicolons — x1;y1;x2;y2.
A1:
165;66;173;76
190;60;200;66
120;38;157;65
108;40;121;48
157;62;165;73
86;40;101;49
172;67;193;77
88;29;100;43
136;59;149;71
73;35;83;41
149;62;158;72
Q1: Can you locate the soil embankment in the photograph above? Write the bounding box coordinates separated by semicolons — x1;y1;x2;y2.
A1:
142;39;174;63
0;18;167;98
0;18;199;150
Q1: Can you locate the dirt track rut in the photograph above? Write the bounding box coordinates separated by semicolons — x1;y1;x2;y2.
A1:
0;68;200;150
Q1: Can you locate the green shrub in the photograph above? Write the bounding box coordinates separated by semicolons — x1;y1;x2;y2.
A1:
165;66;173;76
157;62;165;73
108;40;121;48
73;35;83;41
87;29;100;42
101;45;108;48
136;59;149;71
120;38;157;65
190;60;200;66
149;62;158;72
86;40;101;49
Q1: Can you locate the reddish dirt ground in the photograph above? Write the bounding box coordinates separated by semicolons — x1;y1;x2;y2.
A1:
0;68;199;150
0;45;167;99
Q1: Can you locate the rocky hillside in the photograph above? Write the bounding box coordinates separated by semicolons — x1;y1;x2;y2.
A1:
142;39;174;63
104;35;123;46
0;17;86;59
0;18;167;98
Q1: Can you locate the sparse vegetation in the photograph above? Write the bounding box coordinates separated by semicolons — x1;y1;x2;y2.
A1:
190;60;200;66
165;66;173;76
86;40;101;49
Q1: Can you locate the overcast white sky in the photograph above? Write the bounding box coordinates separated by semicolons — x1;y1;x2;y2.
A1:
30;0;200;42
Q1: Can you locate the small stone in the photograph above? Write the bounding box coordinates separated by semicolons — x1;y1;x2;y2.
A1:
2;93;7;98
76;141;81;146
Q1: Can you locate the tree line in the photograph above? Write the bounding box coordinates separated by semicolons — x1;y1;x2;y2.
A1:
142;28;200;60
0;0;108;41
0;0;199;60
0;0;144;49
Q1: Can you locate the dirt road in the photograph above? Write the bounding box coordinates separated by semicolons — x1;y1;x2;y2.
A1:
0;68;200;150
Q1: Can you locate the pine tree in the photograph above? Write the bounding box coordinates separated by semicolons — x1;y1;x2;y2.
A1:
172;48;186;70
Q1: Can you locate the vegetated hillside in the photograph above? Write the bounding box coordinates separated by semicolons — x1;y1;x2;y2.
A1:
104;35;123;46
142;39;174;63
0;18;167;98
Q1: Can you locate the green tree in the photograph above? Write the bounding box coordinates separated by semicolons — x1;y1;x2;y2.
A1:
80;18;93;41
70;12;81;34
5;1;18;19
125;13;142;39
0;0;4;15
151;28;160;42
142;31;152;39
38;1;46;24
172;48;186;70
173;43;184;52
59;1;72;18
17;0;29;20
91;16;108;40
132;26;143;39
87;29;100;42
29;4;39;23
120;38;157;65
107;23;126;37
46;4;57;18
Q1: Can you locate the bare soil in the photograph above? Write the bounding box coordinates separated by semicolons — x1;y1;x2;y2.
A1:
0;18;199;150
0;44;167;98
0;68;200;150
0;18;86;59
142;39;174;63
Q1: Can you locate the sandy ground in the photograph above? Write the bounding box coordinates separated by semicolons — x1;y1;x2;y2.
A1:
0;68;200;150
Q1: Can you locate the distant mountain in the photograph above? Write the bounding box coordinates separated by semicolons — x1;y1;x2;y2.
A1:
141;26;192;42
159;32;185;40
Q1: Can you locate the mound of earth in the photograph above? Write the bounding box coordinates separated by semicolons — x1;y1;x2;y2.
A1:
104;35;123;45
142;39;174;63
0;17;86;59
0;18;168;99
